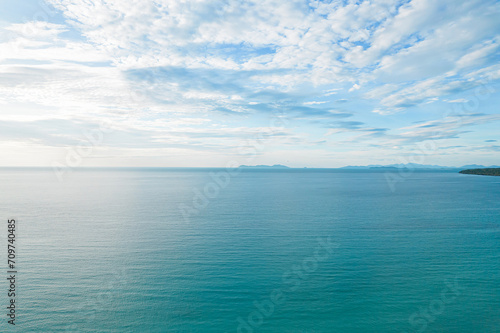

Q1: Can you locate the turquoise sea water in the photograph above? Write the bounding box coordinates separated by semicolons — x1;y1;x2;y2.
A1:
0;168;499;332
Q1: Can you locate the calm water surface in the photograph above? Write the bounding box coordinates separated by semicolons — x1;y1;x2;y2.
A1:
0;168;499;332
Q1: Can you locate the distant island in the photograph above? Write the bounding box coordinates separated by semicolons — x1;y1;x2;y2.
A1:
459;168;500;176
239;164;290;169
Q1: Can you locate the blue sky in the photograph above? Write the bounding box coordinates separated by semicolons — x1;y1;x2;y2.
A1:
0;0;499;167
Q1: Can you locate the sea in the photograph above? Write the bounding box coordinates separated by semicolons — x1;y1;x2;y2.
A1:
0;168;499;332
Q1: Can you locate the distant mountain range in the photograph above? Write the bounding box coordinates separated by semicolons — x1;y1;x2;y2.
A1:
238;163;500;170
339;163;500;170
239;164;290;169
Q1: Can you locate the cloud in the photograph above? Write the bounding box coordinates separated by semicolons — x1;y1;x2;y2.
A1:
348;84;360;92
1;0;499;166
5;21;67;39
0;116;302;154
7;0;500;111
376;73;495;109
324;120;389;139
396;113;500;144
455;38;500;70
445;99;468;103
372;108;402;115
303;101;326;105
325;112;500;150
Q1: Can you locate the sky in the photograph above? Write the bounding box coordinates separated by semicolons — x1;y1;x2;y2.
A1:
0;0;499;168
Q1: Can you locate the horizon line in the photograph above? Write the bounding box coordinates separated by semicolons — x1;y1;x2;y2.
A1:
0;165;497;170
